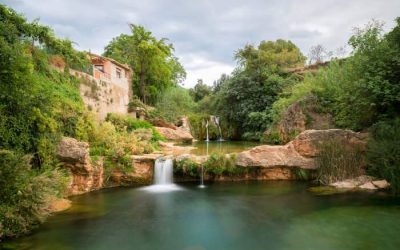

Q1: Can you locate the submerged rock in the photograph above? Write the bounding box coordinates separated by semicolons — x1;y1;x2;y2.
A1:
46;198;72;213
329;175;390;191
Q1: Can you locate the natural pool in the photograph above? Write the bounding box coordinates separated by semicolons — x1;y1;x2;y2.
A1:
3;181;400;250
183;140;262;155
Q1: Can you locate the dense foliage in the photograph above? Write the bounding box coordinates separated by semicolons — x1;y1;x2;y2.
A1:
187;40;305;140
174;153;241;178
153;87;196;123
367;119;400;194
103;24;186;104
0;151;67;239
0;5;92;238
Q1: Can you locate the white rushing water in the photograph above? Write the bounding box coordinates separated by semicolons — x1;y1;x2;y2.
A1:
142;158;181;192
212;116;223;141
205;120;209;142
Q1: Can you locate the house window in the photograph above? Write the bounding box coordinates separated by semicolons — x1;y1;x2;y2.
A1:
94;64;104;72
116;68;121;78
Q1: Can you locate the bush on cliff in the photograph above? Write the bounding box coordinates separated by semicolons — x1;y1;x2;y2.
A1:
0;150;67;240
105;113;164;142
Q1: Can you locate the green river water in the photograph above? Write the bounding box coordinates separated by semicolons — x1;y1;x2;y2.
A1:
2;181;400;250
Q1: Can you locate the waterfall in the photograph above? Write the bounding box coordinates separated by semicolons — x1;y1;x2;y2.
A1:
205;120;209;142
213;116;223;141
154;158;173;185
199;164;205;188
142;157;181;192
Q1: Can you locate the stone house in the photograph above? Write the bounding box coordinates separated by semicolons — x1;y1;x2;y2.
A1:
71;53;133;120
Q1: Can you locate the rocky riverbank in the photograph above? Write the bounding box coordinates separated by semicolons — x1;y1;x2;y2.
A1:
55;128;388;201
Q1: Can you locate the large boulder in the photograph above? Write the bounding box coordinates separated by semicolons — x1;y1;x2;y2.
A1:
236;144;315;169
291;129;368;158
56;137;103;196
155;127;193;143
265;96;334;144
237;129;368;173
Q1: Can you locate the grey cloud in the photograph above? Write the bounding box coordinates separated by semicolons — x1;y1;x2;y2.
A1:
2;0;399;87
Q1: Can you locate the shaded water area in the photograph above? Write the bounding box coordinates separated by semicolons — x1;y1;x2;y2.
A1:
186;140;262;155
3;181;400;250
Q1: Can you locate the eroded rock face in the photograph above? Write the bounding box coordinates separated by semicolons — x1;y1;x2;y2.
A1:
155;127;193;143
108;154;161;186
291;129;368;158
236;129;368;177
236;144;315;169
56;137;103;196
265;96;334;144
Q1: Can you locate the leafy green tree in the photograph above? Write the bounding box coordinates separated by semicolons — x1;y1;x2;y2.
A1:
103;24;186;104
189;79;212;102
154;87;196;123
208;40;304;139
235;39;306;74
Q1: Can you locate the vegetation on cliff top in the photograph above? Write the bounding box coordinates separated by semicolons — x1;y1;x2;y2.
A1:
103;24;186;105
0;5;164;239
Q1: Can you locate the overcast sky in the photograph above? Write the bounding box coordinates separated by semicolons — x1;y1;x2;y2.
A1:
2;0;399;87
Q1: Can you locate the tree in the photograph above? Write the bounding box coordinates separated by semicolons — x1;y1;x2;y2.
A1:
308;44;328;64
189;79;212;102
235;39;306;74
103;24;186;104
212;73;229;93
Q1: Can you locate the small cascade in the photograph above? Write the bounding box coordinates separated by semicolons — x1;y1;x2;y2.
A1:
154;158;173;185
142;157;181;192
199;164;205;188
212;116;223;141
205;120;209;142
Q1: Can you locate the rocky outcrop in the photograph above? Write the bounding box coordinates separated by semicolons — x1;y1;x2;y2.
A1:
290;129;368;158
57;137;161;195
150;118;177;129
56;137;103;196
236;144;315;169
155;127;193;142
266;96;335;144
237;129;368;178
176;116;192;134
108;154;161;186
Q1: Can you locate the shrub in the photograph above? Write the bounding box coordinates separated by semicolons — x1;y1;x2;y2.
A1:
315;139;364;185
128;95;147;112
0;150;67;239
105;113;164;142
204;153;240;176
367;119;400;194
174;158;200;177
